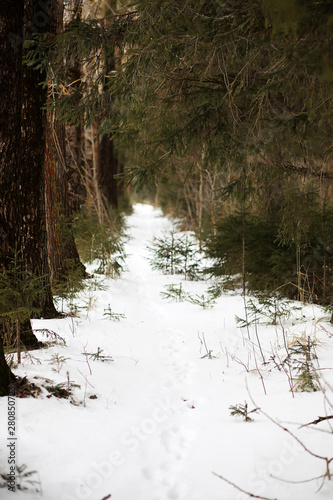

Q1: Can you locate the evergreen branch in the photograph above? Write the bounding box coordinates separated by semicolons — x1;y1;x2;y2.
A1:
280;162;333;180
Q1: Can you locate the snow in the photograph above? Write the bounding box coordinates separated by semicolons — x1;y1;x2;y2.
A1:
1;203;333;500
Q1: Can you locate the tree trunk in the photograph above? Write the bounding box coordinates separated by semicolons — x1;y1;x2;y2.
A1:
0;1;24;268
0;337;12;396
65;1;86;215
45;0;86;286
97;28;124;210
98;135;122;208
0;0;24;394
45;115;64;286
20;0;57;320
66;122;85;214
1;0;60;379
197;162;204;249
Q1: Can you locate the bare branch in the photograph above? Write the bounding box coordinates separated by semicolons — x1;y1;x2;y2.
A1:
299;415;333;429
212;472;277;500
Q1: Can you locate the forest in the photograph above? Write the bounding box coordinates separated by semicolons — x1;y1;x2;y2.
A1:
1;0;333;393
0;1;333;498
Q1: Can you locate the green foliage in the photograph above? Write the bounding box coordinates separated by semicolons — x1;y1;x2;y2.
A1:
24;15;131;126
0;251;44;325
188;293;216;309
148;232;182;275
277;183;319;246
46;377;81;400
160;283;188;303
235;295;299;328
284;338;320;392
148;232;201;280
0;464;42;494
198;332;217;359
293;362;320;393
103;304;126;321
160;283;216;310
207;281;225;299
261;0;304;35
229;402;260;422
0;250;46;354
82;347;113;362
49;354;69;373
52;265;87;313
73;207;126;276
205;212;295;295
26;0;333;307
205;198;333;303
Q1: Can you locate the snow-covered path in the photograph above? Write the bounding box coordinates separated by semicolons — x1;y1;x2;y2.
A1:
1;204;333;500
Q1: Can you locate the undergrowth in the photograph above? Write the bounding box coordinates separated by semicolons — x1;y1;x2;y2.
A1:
73;207;126;276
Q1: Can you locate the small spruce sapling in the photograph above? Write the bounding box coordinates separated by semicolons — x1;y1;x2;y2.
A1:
148;231;201;279
52;266;86;314
82;347;113;362
103;304;126;321
229;401;260;422
235;295;297;328
160;283;188;302
198;332;218;359
73;207;126;276
284;337;320;392
46;371;80;401
148;232;182;275
49;353;69;373
0;464;42;494
188;293;216;309
0;249;45;363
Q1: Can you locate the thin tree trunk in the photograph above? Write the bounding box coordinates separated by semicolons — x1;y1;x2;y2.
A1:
98;135;122;208
92;124;104;224
96;12;124;210
65;2;86;214
296;242;303;303
197;162;204;250
242;235;246;297
16;320;21;365
45;0;86;286
0;336;12;396
66;122;85;213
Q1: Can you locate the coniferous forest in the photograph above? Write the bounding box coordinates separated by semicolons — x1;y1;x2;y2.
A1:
1;1;333;499
23;0;333;307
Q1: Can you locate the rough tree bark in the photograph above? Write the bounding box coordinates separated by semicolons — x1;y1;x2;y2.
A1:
45;0;85;286
20;1;57;321
65;0;86;214
0;0;24;395
97;7;124;210
0;0;58;395
98;135;123;209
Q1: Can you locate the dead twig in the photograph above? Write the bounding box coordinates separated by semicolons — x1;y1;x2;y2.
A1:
246;380;333;481
299;415;333;428
212;472;277;500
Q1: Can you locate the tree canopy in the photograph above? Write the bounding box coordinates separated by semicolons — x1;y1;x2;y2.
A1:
24;0;333;304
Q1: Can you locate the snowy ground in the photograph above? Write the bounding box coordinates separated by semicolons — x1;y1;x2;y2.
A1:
1;203;333;500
